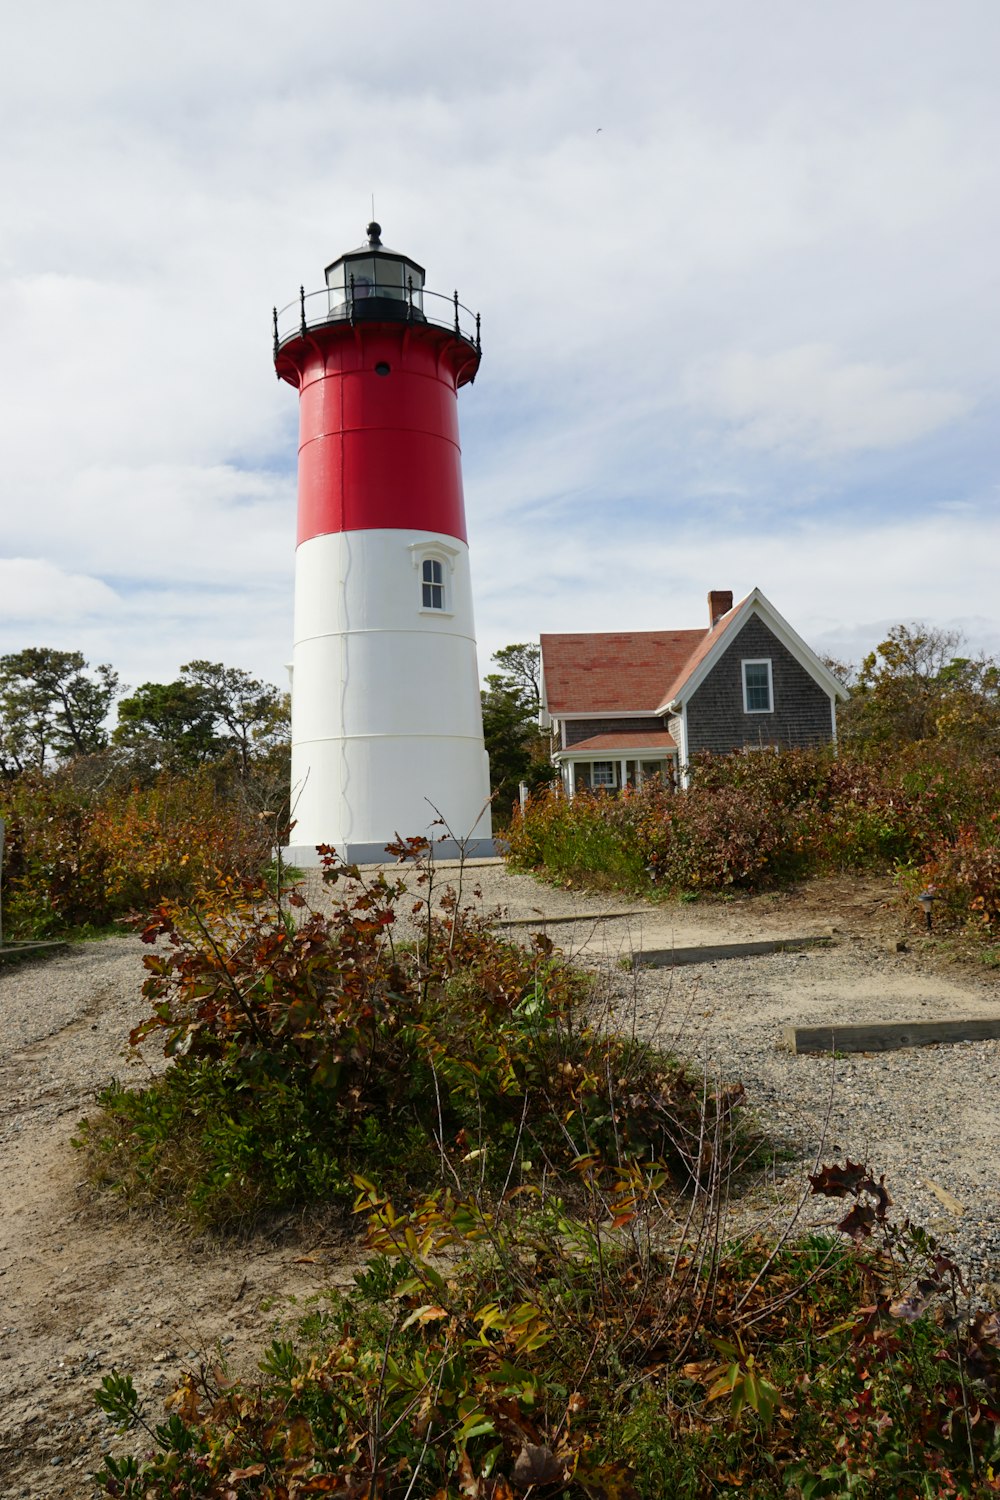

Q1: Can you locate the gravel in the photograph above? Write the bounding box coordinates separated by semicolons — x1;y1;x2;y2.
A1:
621;947;1000;1294
314;859;1000;1298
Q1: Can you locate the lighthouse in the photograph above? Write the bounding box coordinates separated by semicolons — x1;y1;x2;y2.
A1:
273;223;493;864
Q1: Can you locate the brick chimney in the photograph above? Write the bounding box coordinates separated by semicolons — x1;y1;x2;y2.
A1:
708;589;733;627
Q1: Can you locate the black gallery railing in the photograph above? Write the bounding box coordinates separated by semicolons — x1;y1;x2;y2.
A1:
273;280;481;357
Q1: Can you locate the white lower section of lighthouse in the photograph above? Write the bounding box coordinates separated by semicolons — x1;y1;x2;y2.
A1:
286;528;494;865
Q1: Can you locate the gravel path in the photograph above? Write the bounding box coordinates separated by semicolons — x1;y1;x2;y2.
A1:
307;861;1000;1296
464;866;1000;1296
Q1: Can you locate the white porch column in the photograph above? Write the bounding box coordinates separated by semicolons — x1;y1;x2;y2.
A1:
566;761;576;797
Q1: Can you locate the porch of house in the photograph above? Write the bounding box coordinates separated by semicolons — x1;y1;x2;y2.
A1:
553;730;678;796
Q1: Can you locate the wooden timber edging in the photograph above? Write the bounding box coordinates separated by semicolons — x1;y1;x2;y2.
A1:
498;909;649;928
0;940;70;967
634;935;833;967
785;1016;1000;1055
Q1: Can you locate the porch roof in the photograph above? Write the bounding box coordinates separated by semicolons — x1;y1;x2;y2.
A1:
556;730;677;756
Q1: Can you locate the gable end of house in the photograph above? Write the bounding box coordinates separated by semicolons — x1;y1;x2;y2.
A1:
684;612;836;756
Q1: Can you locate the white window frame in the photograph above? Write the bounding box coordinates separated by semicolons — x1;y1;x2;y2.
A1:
742;658;773;714
590;761;615;788
421;556;445;610
409;540;459;617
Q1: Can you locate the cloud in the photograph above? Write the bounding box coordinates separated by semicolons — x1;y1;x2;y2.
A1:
0;0;998;698
681;346;971;457
0;559;120;623
473;497;1000;676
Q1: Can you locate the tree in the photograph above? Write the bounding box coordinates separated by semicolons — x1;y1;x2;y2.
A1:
0;648;118;772
180;661;287;779
114;680;221;773
481;642;554;823
839;623;1000;750
113;664;290;789
489;643;542;716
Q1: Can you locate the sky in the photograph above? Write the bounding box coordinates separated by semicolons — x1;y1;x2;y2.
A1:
1;0;998;698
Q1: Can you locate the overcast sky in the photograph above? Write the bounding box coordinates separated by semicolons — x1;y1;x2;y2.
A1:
1;0;998;696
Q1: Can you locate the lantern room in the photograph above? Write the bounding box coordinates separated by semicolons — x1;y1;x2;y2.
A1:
323;220;425;322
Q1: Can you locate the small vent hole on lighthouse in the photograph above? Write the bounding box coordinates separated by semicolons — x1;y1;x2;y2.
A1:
374;361;391;377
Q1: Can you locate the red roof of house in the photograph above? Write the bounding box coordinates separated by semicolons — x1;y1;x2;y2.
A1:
540;631;705;714
656;594;750;711
561;730;677;754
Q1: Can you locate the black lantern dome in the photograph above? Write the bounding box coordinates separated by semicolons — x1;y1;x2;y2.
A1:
323;221;425;322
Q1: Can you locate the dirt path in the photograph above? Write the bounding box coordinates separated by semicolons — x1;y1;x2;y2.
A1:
0;941;358;1500
1;870;998;1497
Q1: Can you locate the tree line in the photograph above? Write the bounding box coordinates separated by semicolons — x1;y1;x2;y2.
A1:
0;648;288;782
831;623;1000;751
4;622;996;799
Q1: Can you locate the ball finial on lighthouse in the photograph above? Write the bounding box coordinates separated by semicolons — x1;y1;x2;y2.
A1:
273;226;493;864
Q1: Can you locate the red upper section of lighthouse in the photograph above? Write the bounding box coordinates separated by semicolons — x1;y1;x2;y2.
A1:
274;229;481;549
277;323;478;546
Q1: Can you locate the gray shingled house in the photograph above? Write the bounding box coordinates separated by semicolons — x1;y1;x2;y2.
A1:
539;588;848;792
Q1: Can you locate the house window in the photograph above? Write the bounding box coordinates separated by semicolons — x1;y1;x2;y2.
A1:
742;659;773;713
591;761;615;788
421;558;444;610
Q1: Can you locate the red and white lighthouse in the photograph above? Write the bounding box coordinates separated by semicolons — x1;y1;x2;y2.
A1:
273;223;493;864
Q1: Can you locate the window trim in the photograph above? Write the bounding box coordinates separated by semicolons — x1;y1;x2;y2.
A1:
742;658;773;714
409;540;460;617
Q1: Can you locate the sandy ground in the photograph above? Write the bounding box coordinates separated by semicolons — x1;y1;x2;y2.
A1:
1;866;998;1498
0;941;360;1500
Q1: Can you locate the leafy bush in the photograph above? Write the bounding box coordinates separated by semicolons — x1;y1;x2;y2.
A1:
508;746;1000;936
77;849;754;1230
501;784;651;890
0;769;272;937
94;1163;1000;1498
913;822;1000;938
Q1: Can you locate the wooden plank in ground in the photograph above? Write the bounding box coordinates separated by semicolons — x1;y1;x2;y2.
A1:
636;935;831;968
785;1017;1000;1055
500;908;649;928
0;941;70;967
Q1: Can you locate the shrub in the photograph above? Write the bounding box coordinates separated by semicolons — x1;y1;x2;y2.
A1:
0;769;272;937
94;1164;1000;1498
77;850;754;1230
914;822;1000;937
504;784;650;890
508;745;1000;934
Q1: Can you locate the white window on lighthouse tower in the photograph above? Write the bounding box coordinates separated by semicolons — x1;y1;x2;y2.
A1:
410;539;460;615
422;557;444;609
